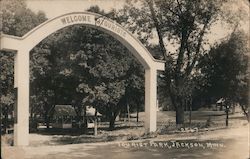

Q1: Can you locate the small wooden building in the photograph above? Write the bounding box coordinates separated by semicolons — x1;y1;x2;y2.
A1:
52;105;76;129
52;105;101;130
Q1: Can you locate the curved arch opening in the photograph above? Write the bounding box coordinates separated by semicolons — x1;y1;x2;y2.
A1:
29;24;145;135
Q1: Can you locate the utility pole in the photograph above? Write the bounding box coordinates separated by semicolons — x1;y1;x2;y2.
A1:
94;109;97;136
189;98;192;126
225;105;229;127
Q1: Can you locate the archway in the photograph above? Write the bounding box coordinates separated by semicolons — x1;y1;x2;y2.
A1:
0;11;165;146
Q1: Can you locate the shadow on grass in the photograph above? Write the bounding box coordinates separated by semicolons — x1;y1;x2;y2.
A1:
35;124;143;135
31;124;144;145
34;128;86;136
98;125;143;131
51;134;128;145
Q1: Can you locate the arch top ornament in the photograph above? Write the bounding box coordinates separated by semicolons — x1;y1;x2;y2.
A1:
0;11;165;70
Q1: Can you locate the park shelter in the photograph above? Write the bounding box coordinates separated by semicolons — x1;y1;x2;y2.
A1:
52;105;101;129
0;11;165;146
52;105;77;129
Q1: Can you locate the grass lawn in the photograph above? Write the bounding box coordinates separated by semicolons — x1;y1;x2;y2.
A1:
1;110;248;146
1;110;249;159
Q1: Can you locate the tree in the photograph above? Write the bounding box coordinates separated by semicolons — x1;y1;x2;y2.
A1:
0;54;15;133
117;0;246;125
30;15;144;130
70;25;143;130
0;0;47;131
198;30;249;120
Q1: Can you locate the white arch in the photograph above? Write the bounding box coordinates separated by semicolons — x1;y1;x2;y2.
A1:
0;11;165;146
1;12;164;70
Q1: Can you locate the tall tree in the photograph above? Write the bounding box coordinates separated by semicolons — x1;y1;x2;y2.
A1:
0;0;47;131
118;0;246;125
198;30;249;120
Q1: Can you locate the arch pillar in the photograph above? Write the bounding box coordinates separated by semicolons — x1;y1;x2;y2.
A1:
14;49;30;146
145;68;157;132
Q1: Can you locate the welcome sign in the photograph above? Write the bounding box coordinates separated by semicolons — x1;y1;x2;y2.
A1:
60;13;126;38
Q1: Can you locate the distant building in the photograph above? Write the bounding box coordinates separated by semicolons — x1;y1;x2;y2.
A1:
216;98;225;111
52;105;101;129
52;105;76;128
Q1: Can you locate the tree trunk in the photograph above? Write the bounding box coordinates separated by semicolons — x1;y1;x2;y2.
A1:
108;104;122;130
170;92;185;126
45;115;50;129
82;106;87;133
109;114;116;130
176;104;185;125
73;105;82;129
44;107;50;129
127;103;130;127
136;103;139;126
232;103;236;114
240;104;249;122
189;98;192;126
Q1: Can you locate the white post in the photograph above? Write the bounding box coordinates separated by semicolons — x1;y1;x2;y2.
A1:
145;68;157;132
14;50;29;146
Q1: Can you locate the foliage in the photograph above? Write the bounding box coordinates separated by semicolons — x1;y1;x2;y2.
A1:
0;52;14;103
197;30;249;119
29;6;144;130
0;0;47;131
0;0;47;36
117;0;247;124
0;2;144;131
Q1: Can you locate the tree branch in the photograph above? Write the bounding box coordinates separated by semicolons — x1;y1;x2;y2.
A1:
146;0;168;60
176;0;184;15
168;7;180;17
185;21;209;77
175;27;188;84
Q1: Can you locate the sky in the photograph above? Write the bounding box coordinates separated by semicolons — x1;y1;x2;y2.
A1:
26;0;249;51
26;0;125;18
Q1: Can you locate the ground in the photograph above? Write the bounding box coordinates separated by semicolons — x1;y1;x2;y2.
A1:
1;111;249;159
